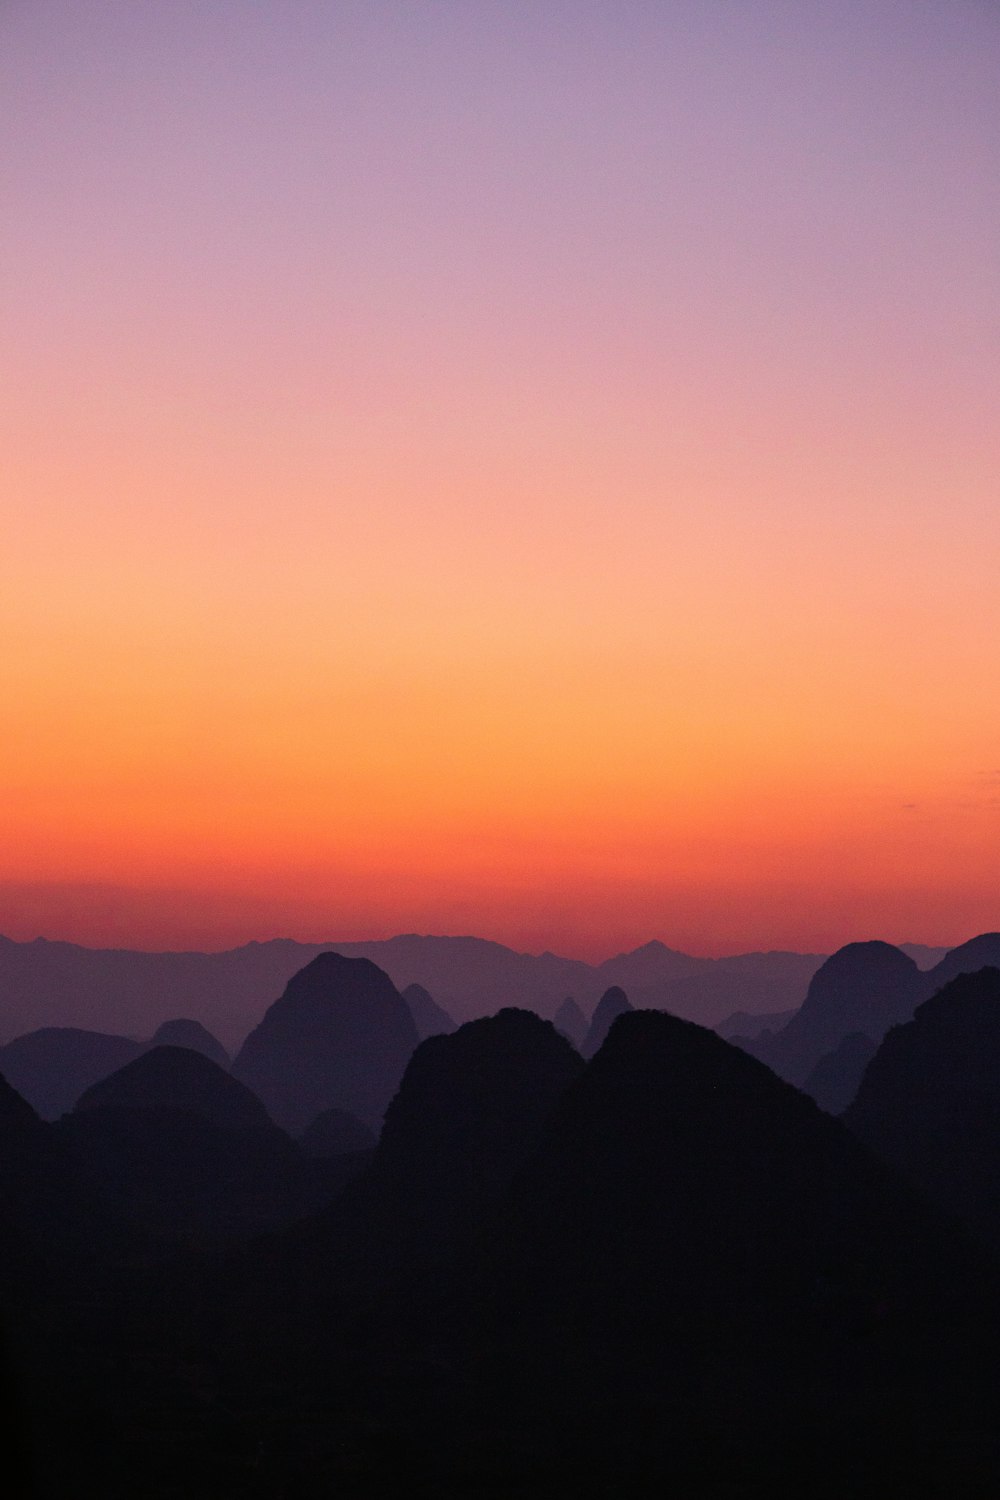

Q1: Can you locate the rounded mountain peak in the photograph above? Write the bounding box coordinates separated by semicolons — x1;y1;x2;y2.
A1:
345;1008;583;1266
232;952;419;1133
150;1018;229;1068
280;951;403;1010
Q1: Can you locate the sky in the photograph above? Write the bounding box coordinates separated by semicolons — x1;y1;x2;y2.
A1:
3;0;999;959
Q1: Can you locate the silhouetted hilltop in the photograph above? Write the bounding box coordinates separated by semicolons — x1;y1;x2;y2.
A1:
299;1107;376;1157
553;995;586;1047
738;941;922;1085
478;1010;984;1487
76;1045;270;1133
401;983;456;1039
845;967;1000;1246
800;1031;877;1115
581;985;632;1058
61;1049;361;1242
149;1018;229;1068
0;1028;144;1120
335;1008;583;1268
232;952;419;1133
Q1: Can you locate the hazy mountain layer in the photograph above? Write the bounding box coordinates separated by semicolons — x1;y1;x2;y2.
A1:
0;930;825;1048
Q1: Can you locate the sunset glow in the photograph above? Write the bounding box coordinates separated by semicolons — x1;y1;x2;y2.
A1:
4;1;999;957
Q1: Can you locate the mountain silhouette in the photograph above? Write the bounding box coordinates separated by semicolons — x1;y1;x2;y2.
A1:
75;1045;270;1132
0;929;826;1043
232;952;419;1133
737;941;922;1085
0;1028;144;1120
334;1008;583;1269
149;1018;229;1068
844;967;1000;1246
477;1009;985;1489
401;983;456;1039
580;985;632;1058
60;1049;363;1241
800;1031;877;1115
553;995;586;1047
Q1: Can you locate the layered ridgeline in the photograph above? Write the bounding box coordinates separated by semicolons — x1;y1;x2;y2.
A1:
55;1044;370;1242
1;957;998;1495
0;930;824;1045
733;933;1000;1109
0;1021;230;1120
196;1005;997;1496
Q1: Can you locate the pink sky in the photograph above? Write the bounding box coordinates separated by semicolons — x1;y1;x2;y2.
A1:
3;2;999;956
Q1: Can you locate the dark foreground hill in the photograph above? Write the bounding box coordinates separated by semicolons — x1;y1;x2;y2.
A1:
845;967;1000;1248
334;1008;583;1270
164;1010;999;1497
5;996;1000;1496
473;1011;996;1490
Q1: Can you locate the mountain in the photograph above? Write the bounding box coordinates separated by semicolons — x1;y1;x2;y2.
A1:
148;1018;229;1068
844;967;1000;1247
736;941;923;1085
231;953;419;1132
0;930;826;1048
75;1045;271;1133
581;985;632;1058
477;1010;987;1489
0;1028;144;1120
401;983;456;1039
553;996;587;1048
800;1031;878;1115
592;939;705;992
61;1047;363;1242
336;1008;583;1269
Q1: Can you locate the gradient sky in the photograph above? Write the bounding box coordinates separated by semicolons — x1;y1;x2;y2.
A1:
3;0;999;958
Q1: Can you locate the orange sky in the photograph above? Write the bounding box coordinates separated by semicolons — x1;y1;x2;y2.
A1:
3;2;998;958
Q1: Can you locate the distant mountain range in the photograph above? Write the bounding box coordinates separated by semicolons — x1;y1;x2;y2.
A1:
0;931;827;1048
